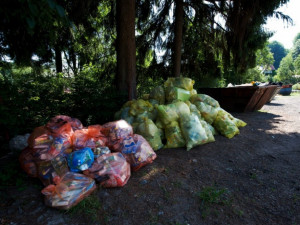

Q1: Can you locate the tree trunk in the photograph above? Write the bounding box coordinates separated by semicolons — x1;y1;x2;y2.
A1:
55;46;63;74
70;47;77;76
172;0;184;78
116;0;137;100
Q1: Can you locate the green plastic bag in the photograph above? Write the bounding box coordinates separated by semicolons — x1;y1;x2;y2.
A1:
136;118;163;151
157;101;190;126
164;121;186;148
194;102;220;124
213;110;239;139
200;120;215;143
180;114;208;151
149;86;165;105
165;87;191;103
164;77;195;91
190;94;220;108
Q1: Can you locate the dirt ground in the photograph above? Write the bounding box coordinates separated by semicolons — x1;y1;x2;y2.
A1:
1;95;300;225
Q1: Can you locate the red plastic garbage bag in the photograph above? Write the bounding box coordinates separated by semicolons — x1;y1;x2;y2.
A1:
41;172;96;210
102;120;133;151
120;134;157;171
46;115;83;135
72;125;107;150
19;147;37;177
84;152;131;188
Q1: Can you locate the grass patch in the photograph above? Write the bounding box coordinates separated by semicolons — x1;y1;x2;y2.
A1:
291;92;300;96
66;192;108;223
196;186;230;218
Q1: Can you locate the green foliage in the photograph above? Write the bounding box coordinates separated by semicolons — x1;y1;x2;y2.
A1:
268;41;287;69
292;39;300;60
0;63;125;137
243;67;267;83
292;83;300;90
275;53;295;84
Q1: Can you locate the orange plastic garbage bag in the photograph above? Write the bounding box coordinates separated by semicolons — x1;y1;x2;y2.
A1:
19;147;38;177
120;134;157;171
84;152;131;188
72;125;107;150
102;120;133;151
41;172;96;210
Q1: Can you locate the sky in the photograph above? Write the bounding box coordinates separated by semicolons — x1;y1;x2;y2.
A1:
264;0;300;49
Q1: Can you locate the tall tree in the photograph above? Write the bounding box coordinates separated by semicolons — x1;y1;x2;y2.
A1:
172;0;184;77
116;0;137;99
268;41;287;69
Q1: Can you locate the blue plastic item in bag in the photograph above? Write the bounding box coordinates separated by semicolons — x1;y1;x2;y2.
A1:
67;147;94;172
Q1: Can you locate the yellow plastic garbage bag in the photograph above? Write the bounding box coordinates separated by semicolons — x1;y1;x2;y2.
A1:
190;89;197;96
164;77;195;91
206;122;218;135
200;120;215;143
115;107;134;124
136;118;163;151
213;110;239;139
180;114;208;151
164;121;186;148
149;86;165;105
165;87;191;103
219;109;247;128
185;101;202;121
157;101;190;126
194;101;220;124
129;99;154;116
190;94;220;108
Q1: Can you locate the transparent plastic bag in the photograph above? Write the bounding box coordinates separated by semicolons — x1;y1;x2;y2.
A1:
194;102;220;124
85;153;131;188
121;134;157;171
164;121;186;148
102;120;133;151
136;118;163;151
164;77;195;91
41;172;96;210
213;110;240;139
72;125;107;150
180;114;208;151
190;94;220;108
149;85;165;104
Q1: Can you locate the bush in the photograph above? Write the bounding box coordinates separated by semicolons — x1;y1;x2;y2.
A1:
0;64;126;139
292;83;300;90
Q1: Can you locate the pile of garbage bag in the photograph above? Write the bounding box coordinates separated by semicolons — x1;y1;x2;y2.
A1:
115;77;247;151
19;115;156;210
